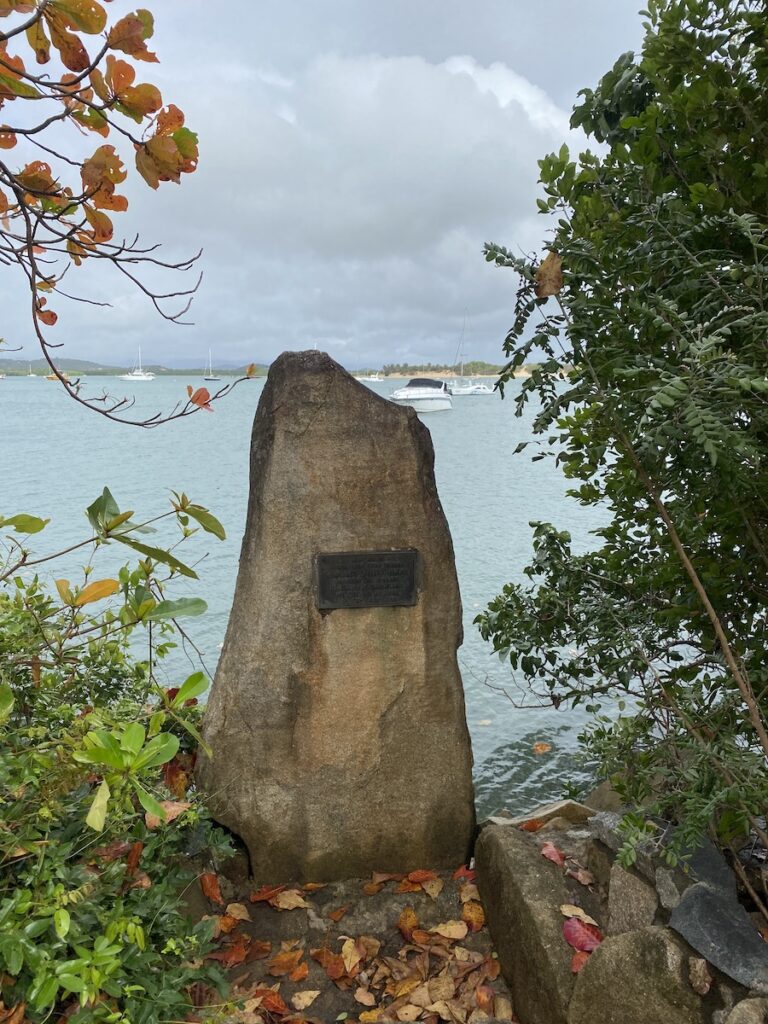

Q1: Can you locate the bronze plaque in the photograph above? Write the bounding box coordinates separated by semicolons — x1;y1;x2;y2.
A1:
314;550;419;610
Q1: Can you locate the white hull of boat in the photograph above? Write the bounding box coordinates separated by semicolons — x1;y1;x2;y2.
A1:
449;381;493;396
118;371;155;381
390;392;453;412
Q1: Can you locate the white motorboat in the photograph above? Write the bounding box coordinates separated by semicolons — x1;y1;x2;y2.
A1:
119;346;155;381
203;348;221;381
449;380;494;396
390;378;453;413
359;372;383;382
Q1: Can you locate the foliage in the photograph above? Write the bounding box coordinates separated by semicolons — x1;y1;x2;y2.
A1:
380;361;503;377
0;1;254;422
0;488;233;1022
478;0;768;873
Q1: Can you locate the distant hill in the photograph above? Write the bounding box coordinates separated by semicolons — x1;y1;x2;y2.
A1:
0;357;268;377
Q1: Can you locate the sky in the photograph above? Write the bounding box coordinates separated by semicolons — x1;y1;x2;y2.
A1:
3;1;645;369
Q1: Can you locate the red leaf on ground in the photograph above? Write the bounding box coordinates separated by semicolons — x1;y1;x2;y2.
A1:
563;918;603;952
571;949;591;973
520;818;546;833
311;947;346;980
452;864;476;881
126;841;143;876
540;842;566;867
91;839;132;862
204;932;250;966
249;883;286;903
249;988;288;1015
289;961;309;982
407;869;438;883
200;872;223;904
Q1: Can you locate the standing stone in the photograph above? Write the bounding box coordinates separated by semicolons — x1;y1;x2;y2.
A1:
198;351;475;882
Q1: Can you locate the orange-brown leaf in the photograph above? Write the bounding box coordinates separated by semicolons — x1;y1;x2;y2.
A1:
395;879;423;893
126;840;143;876
267;949;303;977
452;864;476;881
155;103;184;136
249;884;286;903
108;11;158;62
520;817;546;832
328;905;348;922
289;961;309;983
540;841;566;867
571;949;590;973
398;905;419;942
205;932;250;966
532;741;552;755
462;900;485;933
187;386;213;412
534;251;563;299
246;939;272;961
362;881;385;895
407;869;437;884
200;871;223;905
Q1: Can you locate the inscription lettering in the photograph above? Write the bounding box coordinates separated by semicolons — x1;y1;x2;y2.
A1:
314;550;419;609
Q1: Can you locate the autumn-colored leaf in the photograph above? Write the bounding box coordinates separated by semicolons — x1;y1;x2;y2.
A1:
200;871;223;905
341;937;362;975
130;870;151;889
430;920;468;940
155;103;184;136
459;881;480;903
145;798;190;829
532;741;552;755
186;385;213;412
534;250;563;298
475;984;495;1012
302;881;327;892
50;0;107;35
398;906;419;942
291;990;320;1011
520;817;546;832
204;931;250;966
311;946;346;981
126;840;143;875
462;900;485;933
540;842;566;867
395;879;423;893
363;881;385;895
560;905;598;926
422;877;444;900
452;864;476;881
73;577;119;606
289;961;309;983
224;902;250;922
0;131;15;149
267;949;303;977
328;905;348;922
408;869;437;883
250;883;286;903
562;917;603;952
571;949;590;973
36;307;58;326
246;939;272;961
162;756;190;798
108;11;158;62
566;863;595;886
0;1005;26;1024
91;839;132;861
270;888;309;911
354;986;377;1007
216;913;237;935
246;362;258;377
248;988;288;1015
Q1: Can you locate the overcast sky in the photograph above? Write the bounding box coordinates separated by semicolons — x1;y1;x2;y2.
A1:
4;1;644;369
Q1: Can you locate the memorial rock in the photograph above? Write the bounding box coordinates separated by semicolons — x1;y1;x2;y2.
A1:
198;351;475;882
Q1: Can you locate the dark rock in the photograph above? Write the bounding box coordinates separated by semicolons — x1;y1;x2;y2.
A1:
586;838;614;895
198;351;475;881
607;862;659;935
476;825;574;1024
670;883;768;993
567;927;709;1024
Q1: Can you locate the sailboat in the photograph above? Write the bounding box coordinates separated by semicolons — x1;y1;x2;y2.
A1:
203;349;220;382
27;363;36;377
118;347;155;381
448;336;493;396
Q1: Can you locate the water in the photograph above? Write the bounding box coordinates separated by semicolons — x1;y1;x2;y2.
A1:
0;373;605;816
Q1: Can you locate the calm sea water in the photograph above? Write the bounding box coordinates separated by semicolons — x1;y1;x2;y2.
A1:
0;372;604;816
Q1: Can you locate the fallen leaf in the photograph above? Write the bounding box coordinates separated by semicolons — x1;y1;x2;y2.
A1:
268;949;304;976
91;839;132;862
520;818;546;833
493;993;514;1019
363;881;385;895
250;883;286;903
395;879;424;893
200;872;223;904
534;250;563;298
689;957;713;996
411;928;436;946
462;901;485;933
408;869;438;883
289;961;309;983
532;741;552;755
372;870;404;884
396;1006;422;1021
430;920;468;940
566;862;595;886
328;905;348;922
126;840;143;876
341;937;362;975
248;988;288;1015
291;990;320;1011
398;906;419;942
270;889;309;911
540;842;566;867
246;939;272;961
311;946;347;981
563;918;603;952
459;882;481;903
358;935;381;960
475;984;494;1012
225;902;251;922
130;870;151;889
422;877;445;900
560;905;598;927
452;865;476;881
145;799;191;829
217;914;238;934
355;986;377;1007
303;881;327;892
571;949;590;973
360;1011;386;1023
205;932;250;966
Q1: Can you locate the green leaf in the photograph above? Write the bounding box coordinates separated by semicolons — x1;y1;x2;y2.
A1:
132;732;179;770
113;534;198;579
0;514;49;534
0;683;14;724
86;487;120;533
120;722;145;757
170;671;209;706
145;597;207;621
185;505;226;540
54;909;71;939
0;72;41;99
85;780;110;831
132;781;165;820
